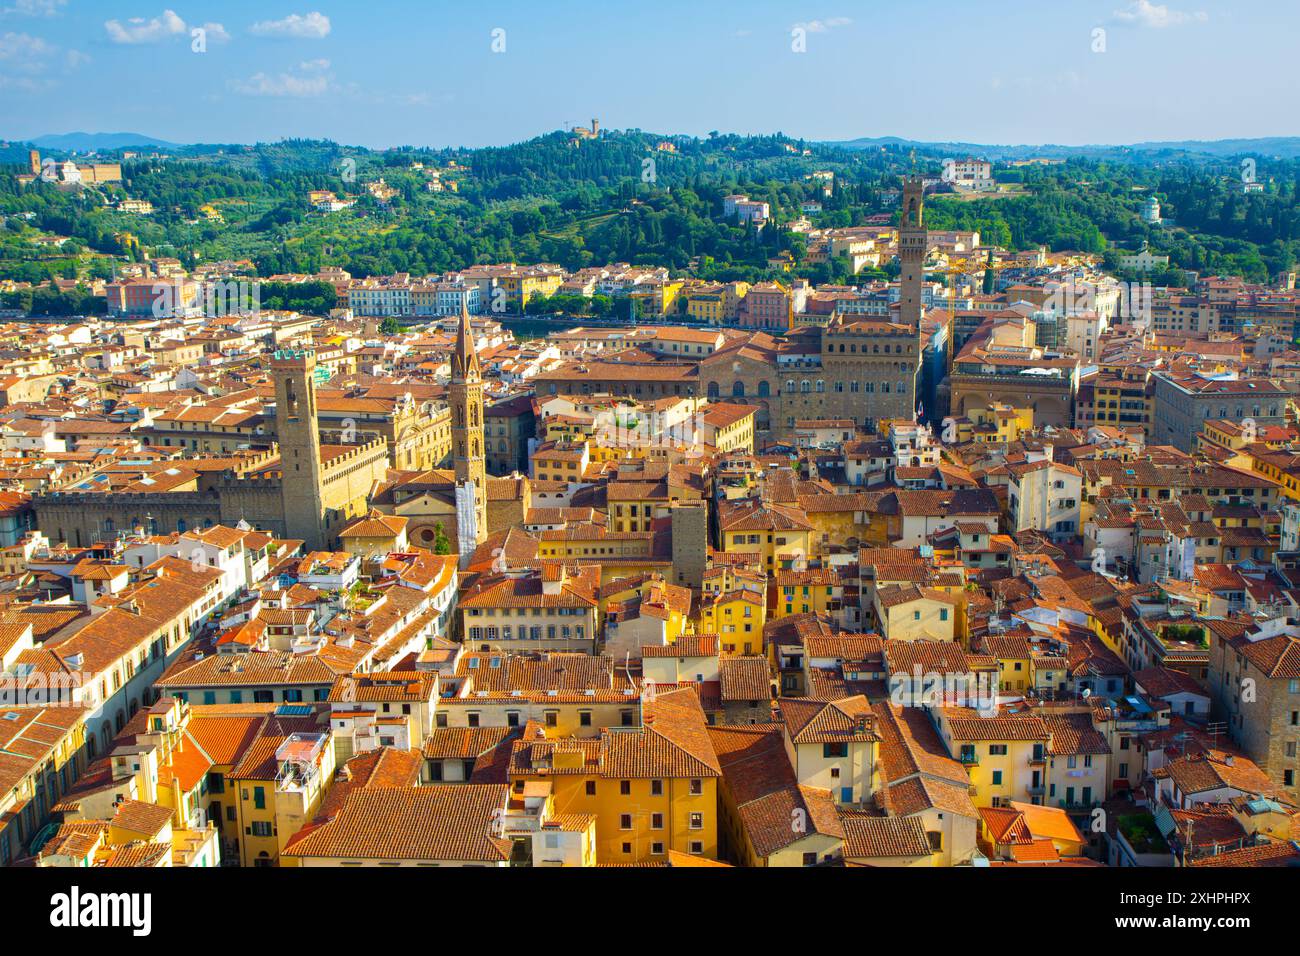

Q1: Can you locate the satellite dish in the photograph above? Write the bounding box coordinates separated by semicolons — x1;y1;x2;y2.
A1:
1081;688;1092;699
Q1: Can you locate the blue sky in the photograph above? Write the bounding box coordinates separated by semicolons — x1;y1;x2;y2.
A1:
0;1;1292;148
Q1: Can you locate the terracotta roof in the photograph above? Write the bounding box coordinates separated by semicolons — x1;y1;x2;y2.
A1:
1190;842;1300;867
882;775;978;818
422;726;517;761
111;799;174;839
1133;666;1210;699
778;695;879;744
840;811;933;859
718;656;771;702
706;723;843;858
283;785;512;862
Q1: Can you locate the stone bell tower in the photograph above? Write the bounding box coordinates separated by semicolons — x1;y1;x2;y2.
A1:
450;302;488;558
898;175;927;332
272;349;327;550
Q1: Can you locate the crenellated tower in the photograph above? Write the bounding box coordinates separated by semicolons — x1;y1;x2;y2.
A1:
898;175;927;332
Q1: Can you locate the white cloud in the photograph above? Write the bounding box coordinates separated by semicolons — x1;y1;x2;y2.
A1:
1112;1;1207;28
2;0;68;16
232;59;332;97
196;21;231;44
0;28;84;90
0;29;54;68
249;11;330;39
104;8;186;44
0;74;49;90
793;17;852;33
103;10;228;46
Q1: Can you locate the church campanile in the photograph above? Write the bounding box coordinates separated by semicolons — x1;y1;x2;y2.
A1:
450;302;488;549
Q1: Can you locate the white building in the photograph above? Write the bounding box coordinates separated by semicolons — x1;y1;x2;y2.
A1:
944;158;994;192
1008;459;1082;544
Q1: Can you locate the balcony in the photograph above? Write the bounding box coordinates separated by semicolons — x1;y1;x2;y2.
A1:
276;761;319;792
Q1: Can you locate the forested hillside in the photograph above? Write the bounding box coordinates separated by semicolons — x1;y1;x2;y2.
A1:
3;129;1298;291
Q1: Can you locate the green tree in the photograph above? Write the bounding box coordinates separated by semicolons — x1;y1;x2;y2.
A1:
431;523;452;555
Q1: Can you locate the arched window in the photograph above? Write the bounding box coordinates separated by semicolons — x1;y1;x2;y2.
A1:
815;380;825;393
176;519;187;533
800;380;811;393
732;381;746;398
707;381;720;400
757;381;770;397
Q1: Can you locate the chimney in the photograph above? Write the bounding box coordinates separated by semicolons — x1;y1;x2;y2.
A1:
541;563;566;595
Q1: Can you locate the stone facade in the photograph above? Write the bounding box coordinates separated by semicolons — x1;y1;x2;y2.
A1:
1149;371;1293;453
33;351;387;551
670;500;709;590
698;322;920;439
948;371;1075;429
486;395;536;475
1208;622;1300;803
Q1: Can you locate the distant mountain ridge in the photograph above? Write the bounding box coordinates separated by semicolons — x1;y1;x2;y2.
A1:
12;129;1300;161
826;135;1300;161
23;132;178;152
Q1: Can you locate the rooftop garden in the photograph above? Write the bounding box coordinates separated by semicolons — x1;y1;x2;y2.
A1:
1160;622;1208;647
1118;813;1169;855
